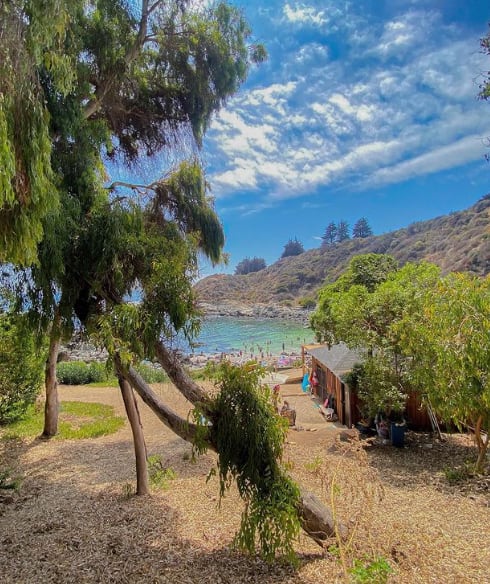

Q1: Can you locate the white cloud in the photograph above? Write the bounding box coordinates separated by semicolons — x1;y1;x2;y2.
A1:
205;3;489;212
366;133;490;187
283;2;327;26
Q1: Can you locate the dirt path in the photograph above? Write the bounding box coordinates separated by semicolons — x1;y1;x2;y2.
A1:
0;383;489;583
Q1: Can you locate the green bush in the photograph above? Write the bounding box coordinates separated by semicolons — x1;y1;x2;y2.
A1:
134;363;168;383
57;361;109;385
0;313;46;424
57;360;167;385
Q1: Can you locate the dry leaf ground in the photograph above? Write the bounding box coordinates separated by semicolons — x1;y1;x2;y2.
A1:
0;380;488;583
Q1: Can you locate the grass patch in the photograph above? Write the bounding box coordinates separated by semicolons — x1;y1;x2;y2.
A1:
1;401;125;440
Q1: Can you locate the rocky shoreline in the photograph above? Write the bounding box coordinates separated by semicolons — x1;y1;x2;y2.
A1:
198;301;312;324
60;302;313;365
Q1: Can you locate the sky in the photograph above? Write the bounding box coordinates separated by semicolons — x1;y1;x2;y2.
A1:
195;0;490;276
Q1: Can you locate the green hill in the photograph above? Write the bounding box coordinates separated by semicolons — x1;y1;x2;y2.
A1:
195;195;490;306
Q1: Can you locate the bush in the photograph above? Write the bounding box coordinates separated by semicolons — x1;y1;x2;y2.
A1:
57;361;109;385
235;257;267;275
57;360;168;385
134;363;168;383
0;313;46;425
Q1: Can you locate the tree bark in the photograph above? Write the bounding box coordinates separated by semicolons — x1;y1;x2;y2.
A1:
114;354;203;445
154;340;214;406
43;311;61;437
116;353;346;545
118;373;150;495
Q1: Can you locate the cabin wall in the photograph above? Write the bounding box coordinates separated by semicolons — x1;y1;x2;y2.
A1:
311;356;432;430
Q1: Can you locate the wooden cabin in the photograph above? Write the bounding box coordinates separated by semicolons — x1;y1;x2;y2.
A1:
302;343;432;430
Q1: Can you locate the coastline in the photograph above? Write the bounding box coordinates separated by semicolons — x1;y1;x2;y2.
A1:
198;301;313;324
60;303;314;369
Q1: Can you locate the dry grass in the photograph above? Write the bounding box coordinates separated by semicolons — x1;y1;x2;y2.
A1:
0;382;489;583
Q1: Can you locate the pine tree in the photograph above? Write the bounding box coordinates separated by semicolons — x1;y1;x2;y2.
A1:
321;222;337;246
336;220;350;243
352;217;373;238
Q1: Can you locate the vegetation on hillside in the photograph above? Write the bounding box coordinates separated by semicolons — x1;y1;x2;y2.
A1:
195;195;490;305
281;237;305;258
235;256;267;275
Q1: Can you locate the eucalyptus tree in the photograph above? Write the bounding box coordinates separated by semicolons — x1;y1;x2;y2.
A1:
7;0;264;437
0;0;77;263
3;0;337;558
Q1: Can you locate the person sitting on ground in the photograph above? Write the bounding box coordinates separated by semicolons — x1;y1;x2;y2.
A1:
280;400;296;426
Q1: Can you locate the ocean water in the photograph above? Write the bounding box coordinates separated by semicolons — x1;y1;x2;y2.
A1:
177;316;316;356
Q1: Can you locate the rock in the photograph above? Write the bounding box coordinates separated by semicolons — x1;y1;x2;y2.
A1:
298;489;348;546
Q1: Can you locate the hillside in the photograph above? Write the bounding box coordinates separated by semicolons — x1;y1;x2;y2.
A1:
195;195;490;306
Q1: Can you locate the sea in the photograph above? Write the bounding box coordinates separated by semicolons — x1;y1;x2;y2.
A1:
175;315;316;357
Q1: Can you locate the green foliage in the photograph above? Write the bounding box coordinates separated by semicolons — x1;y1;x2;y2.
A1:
235;257;267;275
147;454;177;490
399;272;490;470
0;312;45;424
336;220;350;243
57;360;168;386
321;222;338;246
349;555;394;584
0;0;72;263
195;196;490;307
281;237;304;258
57;361;110;385
352;217;373;239
298;296;316;309
206;363;301;562
355;356;407;418
134;364;168;384
2;401;125;440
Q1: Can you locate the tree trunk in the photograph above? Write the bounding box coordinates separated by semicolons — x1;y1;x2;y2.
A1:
43;312;61;437
116;353;347;545
118;373;150;495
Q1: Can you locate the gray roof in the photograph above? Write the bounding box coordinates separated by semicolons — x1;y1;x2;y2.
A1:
306;343;364;376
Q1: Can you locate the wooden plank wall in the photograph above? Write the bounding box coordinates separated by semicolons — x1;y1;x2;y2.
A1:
311;357;432;430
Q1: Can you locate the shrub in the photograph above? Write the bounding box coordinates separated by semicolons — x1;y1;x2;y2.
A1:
298;296;316;309
134;363;168;383
57;361;109;385
235;257;267;275
0;313;46;424
281;237;304;258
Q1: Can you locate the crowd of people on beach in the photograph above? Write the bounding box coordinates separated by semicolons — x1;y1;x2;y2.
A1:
184;349;303;370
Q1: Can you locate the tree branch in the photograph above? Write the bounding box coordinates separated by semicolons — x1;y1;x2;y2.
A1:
83;0;151;120
154;340;213;407
116;346;347;547
114;352;204;445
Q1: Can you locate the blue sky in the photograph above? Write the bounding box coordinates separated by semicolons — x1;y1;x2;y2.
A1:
196;0;490;276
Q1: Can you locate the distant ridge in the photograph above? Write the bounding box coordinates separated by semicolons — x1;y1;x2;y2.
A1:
195;195;490;306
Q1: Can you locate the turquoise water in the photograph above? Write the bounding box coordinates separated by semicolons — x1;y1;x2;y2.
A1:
178;316;315;356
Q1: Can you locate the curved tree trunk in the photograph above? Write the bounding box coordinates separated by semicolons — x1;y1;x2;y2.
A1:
115;351;347;545
118;373;150;495
43;311;61;437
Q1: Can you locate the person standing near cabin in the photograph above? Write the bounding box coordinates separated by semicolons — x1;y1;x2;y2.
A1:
309;370;319;393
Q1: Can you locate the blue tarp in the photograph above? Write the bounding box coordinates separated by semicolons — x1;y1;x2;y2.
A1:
301;373;310;393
